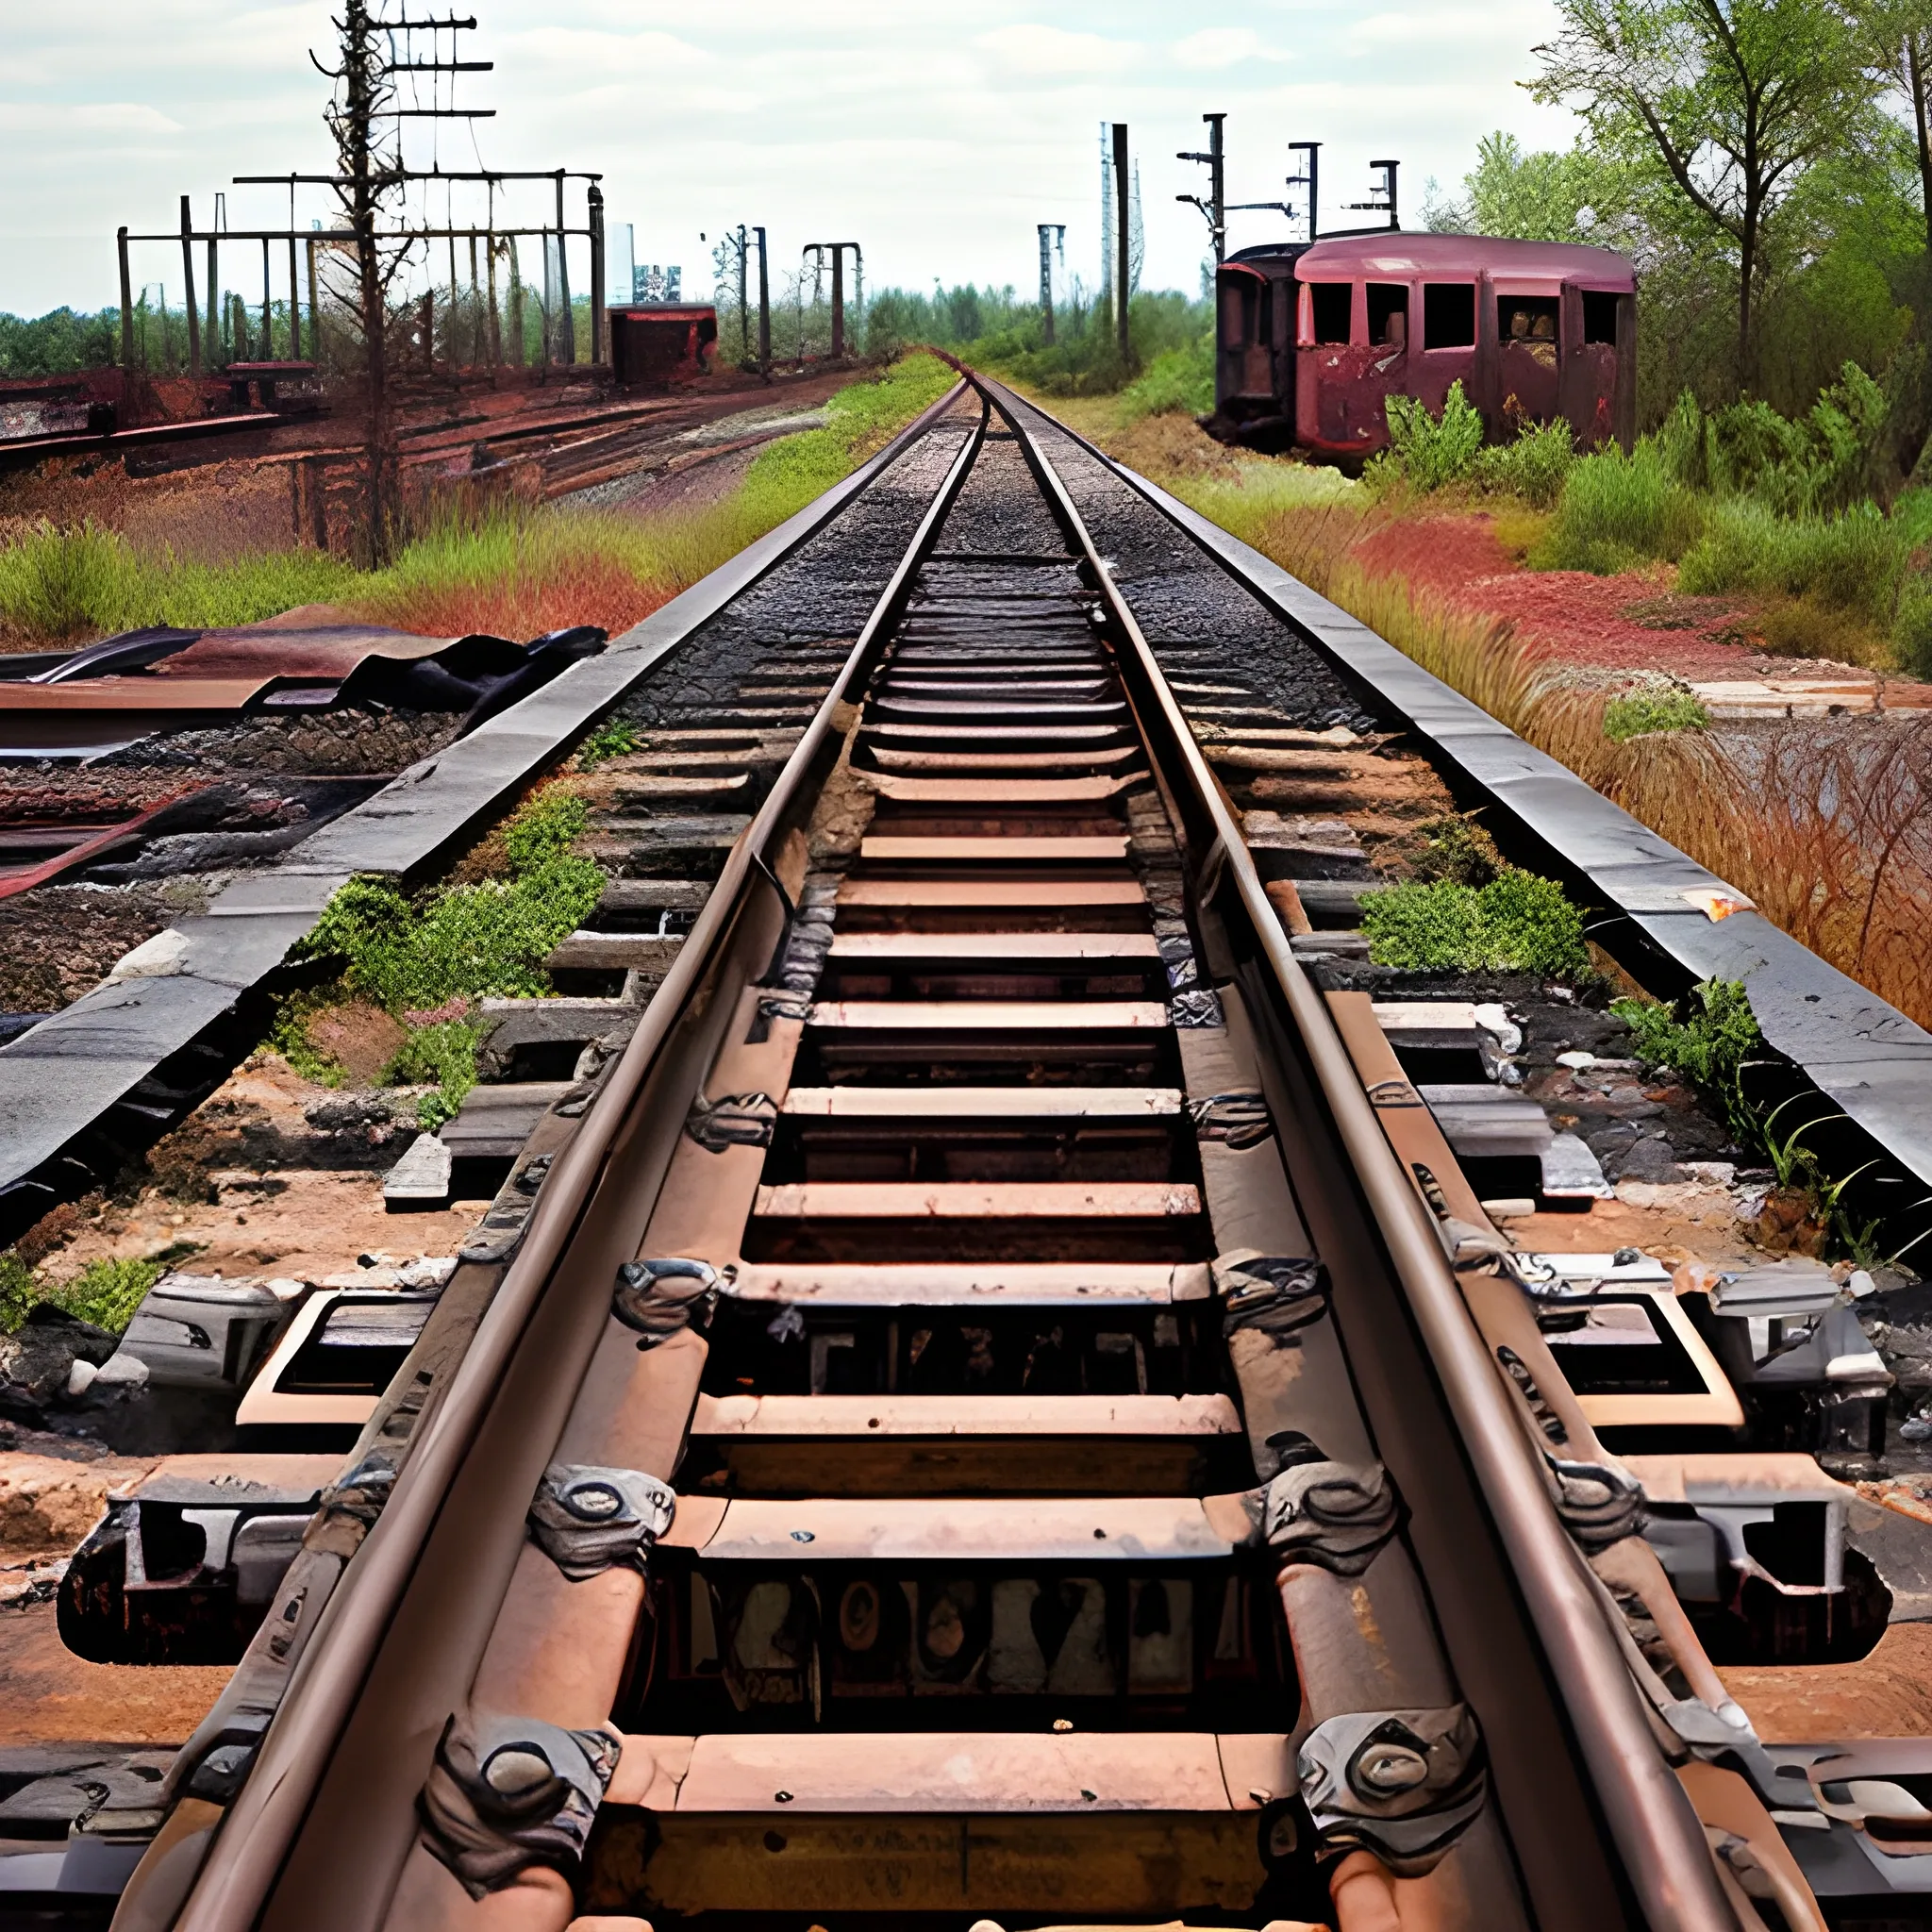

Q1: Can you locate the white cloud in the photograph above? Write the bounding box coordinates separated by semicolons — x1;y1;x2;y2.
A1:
974;24;1139;75
1173;28;1265;69
0;101;184;136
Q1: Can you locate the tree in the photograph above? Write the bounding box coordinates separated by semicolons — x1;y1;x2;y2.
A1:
1847;0;1932;254
1530;0;1868;391
1424;131;1637;244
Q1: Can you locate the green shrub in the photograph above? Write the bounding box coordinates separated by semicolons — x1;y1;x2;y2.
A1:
1604;690;1710;740
1676;498;1905;624
1893;572;1932;677
1474;416;1575;508
1375;380;1486;494
386;1020;484;1130
1119;337;1215;422
1360;868;1589;977
300;791;602;1017
1612;978;1761;1138
1535;443;1706;573
0;1251;162;1336
578;719;639;768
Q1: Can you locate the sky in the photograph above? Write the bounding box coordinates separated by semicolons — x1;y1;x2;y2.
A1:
0;1;1581;319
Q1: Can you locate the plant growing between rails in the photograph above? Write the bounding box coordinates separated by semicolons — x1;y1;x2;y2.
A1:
283;786;604;1127
0;1251;163;1336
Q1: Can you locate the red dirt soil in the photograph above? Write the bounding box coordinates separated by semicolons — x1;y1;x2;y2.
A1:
1350;514;1766;680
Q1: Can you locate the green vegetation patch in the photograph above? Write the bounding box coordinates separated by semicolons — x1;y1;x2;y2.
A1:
1604;689;1711;740
577;718;640;768
0;1252;163;1336
1612;979;1761;1141
1360;868;1589;977
289;788;604;1124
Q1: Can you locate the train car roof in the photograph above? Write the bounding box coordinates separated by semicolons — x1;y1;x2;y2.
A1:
1296;230;1635;288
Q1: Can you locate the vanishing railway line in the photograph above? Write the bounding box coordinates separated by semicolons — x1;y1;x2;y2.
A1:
83;378;1849;1932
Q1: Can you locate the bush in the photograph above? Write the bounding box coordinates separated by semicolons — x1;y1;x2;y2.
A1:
1118;337;1215;422
1893;572;1932;677
1474;416;1575;508
1374;380;1486;494
1535;443;1706;573
1676;497;1905;625
1612;979;1760;1138
299;790;603;1015
0;1251;162;1335
1604;689;1710;740
1360;868;1589;976
386;1020;485;1130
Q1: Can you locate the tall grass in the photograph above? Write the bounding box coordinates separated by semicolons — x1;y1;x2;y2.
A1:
0;352;958;648
0;520;358;639
1165;464;1932;1027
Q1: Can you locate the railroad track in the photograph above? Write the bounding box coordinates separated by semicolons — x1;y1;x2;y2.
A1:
89;378;1843;1932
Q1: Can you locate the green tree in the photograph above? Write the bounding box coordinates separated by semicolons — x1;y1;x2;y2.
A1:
1846;0;1932;253
1429;130;1635;244
1530;0;1869;391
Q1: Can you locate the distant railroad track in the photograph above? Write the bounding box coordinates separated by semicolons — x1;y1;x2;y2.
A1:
64;373;1851;1932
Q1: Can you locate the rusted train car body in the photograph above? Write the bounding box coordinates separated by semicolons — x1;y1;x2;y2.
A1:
1216;231;1637;460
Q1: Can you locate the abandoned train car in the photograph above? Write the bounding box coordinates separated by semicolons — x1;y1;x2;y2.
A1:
1214;230;1636;460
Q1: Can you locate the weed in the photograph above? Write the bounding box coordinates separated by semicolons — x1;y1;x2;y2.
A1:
1676;497;1906;626
0;1250;162;1335
1612;978;1761;1139
1360;868;1589;976
386;1020;484;1130
1407;813;1504;888
1534;443;1706;573
1604;690;1710;740
578;719;639;768
297;790;602;1018
1117;338;1215;423
1474;416;1575;508
1374;381;1486;495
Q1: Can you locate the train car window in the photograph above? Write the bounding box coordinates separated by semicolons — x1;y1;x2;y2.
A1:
1499;295;1559;344
1307;282;1351;345
1583;290;1620;344
1423;284;1476;350
1366;283;1407;349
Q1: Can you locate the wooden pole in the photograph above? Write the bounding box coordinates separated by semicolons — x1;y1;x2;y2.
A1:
1113;121;1131;369
260;237;273;358
180;198;201;377
289;234;302;358
508;239;525;368
588;183;606;367
117;227;135;372
487;232;502;374
206;235;219;371
307;239;321;366
555;171;575;363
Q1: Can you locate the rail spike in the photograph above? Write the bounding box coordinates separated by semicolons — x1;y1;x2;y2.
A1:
421;1711;620;1898
612;1255;720;1343
527;1463;676;1582
1298;1705;1488;1876
1251;1442;1400;1575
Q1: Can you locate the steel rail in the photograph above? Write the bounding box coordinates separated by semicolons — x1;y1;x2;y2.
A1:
985;373;1736;1932
159;388;985;1932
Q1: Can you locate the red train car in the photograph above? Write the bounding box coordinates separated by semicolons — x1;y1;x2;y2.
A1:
1215;231;1636;461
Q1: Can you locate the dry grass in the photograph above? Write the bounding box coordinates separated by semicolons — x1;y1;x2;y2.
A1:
1151;458;1932;1027
1324;570;1932;1026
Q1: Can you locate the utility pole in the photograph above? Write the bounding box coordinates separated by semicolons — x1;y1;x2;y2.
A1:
176;199;202;377
803;242;861;358
755;225;771;378
1113;122;1131;369
1037;223;1064;344
1346;160;1400;232
737;224;750;364
1288;142;1321;242
1176;112;1225;265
